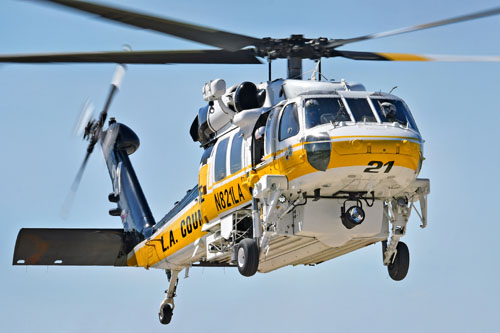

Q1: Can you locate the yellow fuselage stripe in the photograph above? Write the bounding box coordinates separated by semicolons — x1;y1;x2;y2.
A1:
128;137;421;267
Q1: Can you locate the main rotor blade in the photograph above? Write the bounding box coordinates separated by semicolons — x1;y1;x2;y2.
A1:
37;0;260;51
336;50;500;62
0;49;261;64
329;6;500;48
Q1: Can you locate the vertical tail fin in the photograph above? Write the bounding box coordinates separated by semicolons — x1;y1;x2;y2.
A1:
101;121;155;240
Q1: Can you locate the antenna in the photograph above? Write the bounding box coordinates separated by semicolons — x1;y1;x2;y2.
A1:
389;86;398;94
318;59;322;81
310;59;322;81
268;58;272;81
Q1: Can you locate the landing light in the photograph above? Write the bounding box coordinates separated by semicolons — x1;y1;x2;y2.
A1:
341;201;365;229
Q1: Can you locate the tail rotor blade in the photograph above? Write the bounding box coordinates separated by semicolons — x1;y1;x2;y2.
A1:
97;64;126;127
61;151;91;219
73;98;95;137
111;63;126;89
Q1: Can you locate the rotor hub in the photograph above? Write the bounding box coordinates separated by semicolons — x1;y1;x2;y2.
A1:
256;35;335;60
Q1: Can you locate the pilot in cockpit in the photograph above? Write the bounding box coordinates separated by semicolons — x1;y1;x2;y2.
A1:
380;102;397;122
305;99;322;128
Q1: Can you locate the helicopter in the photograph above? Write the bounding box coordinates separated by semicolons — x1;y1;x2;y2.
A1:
5;0;500;326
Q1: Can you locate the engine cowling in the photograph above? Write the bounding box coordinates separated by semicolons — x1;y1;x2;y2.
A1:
190;80;266;146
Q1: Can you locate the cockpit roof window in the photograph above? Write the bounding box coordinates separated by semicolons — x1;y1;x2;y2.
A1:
304;97;351;129
371;98;419;131
344;98;377;123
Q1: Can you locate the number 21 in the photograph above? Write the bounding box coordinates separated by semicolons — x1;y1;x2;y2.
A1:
363;161;394;173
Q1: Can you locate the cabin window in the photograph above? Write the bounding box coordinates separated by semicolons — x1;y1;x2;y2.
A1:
305;98;350;129
264;109;276;155
279;103;300;141
344;98;377;122
214;138;229;182
371;98;419;131
230;130;243;174
252;112;269;165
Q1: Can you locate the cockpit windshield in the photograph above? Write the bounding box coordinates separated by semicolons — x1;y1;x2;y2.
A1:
304;98;350;129
304;96;419;132
371;98;419;131
344;98;377;123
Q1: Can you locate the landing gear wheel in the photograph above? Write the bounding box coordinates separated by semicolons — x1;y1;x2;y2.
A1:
158;304;173;325
237;238;259;277
388;241;410;281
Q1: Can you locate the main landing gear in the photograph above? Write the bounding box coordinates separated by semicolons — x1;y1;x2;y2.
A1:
158;269;179;325
236;238;259;277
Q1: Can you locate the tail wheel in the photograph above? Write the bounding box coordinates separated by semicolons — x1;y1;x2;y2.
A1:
237;238;259;277
388;241;410;281
158;304;173;325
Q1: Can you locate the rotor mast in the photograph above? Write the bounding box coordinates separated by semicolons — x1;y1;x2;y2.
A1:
287;57;302;79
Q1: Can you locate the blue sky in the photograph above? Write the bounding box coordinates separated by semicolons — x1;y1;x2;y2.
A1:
1;0;500;332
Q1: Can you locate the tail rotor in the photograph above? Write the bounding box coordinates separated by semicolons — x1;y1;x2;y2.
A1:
61;64;127;217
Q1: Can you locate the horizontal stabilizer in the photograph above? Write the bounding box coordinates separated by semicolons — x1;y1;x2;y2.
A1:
13;228;128;266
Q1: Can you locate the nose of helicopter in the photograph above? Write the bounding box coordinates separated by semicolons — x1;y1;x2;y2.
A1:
332;137;417;155
289;128;423;195
329;136;421;170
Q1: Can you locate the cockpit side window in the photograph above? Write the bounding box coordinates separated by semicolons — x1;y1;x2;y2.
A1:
305;98;350;129
344;98;377;122
371;99;419;131
279;103;300;141
229;130;243;174
214;138;229;182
